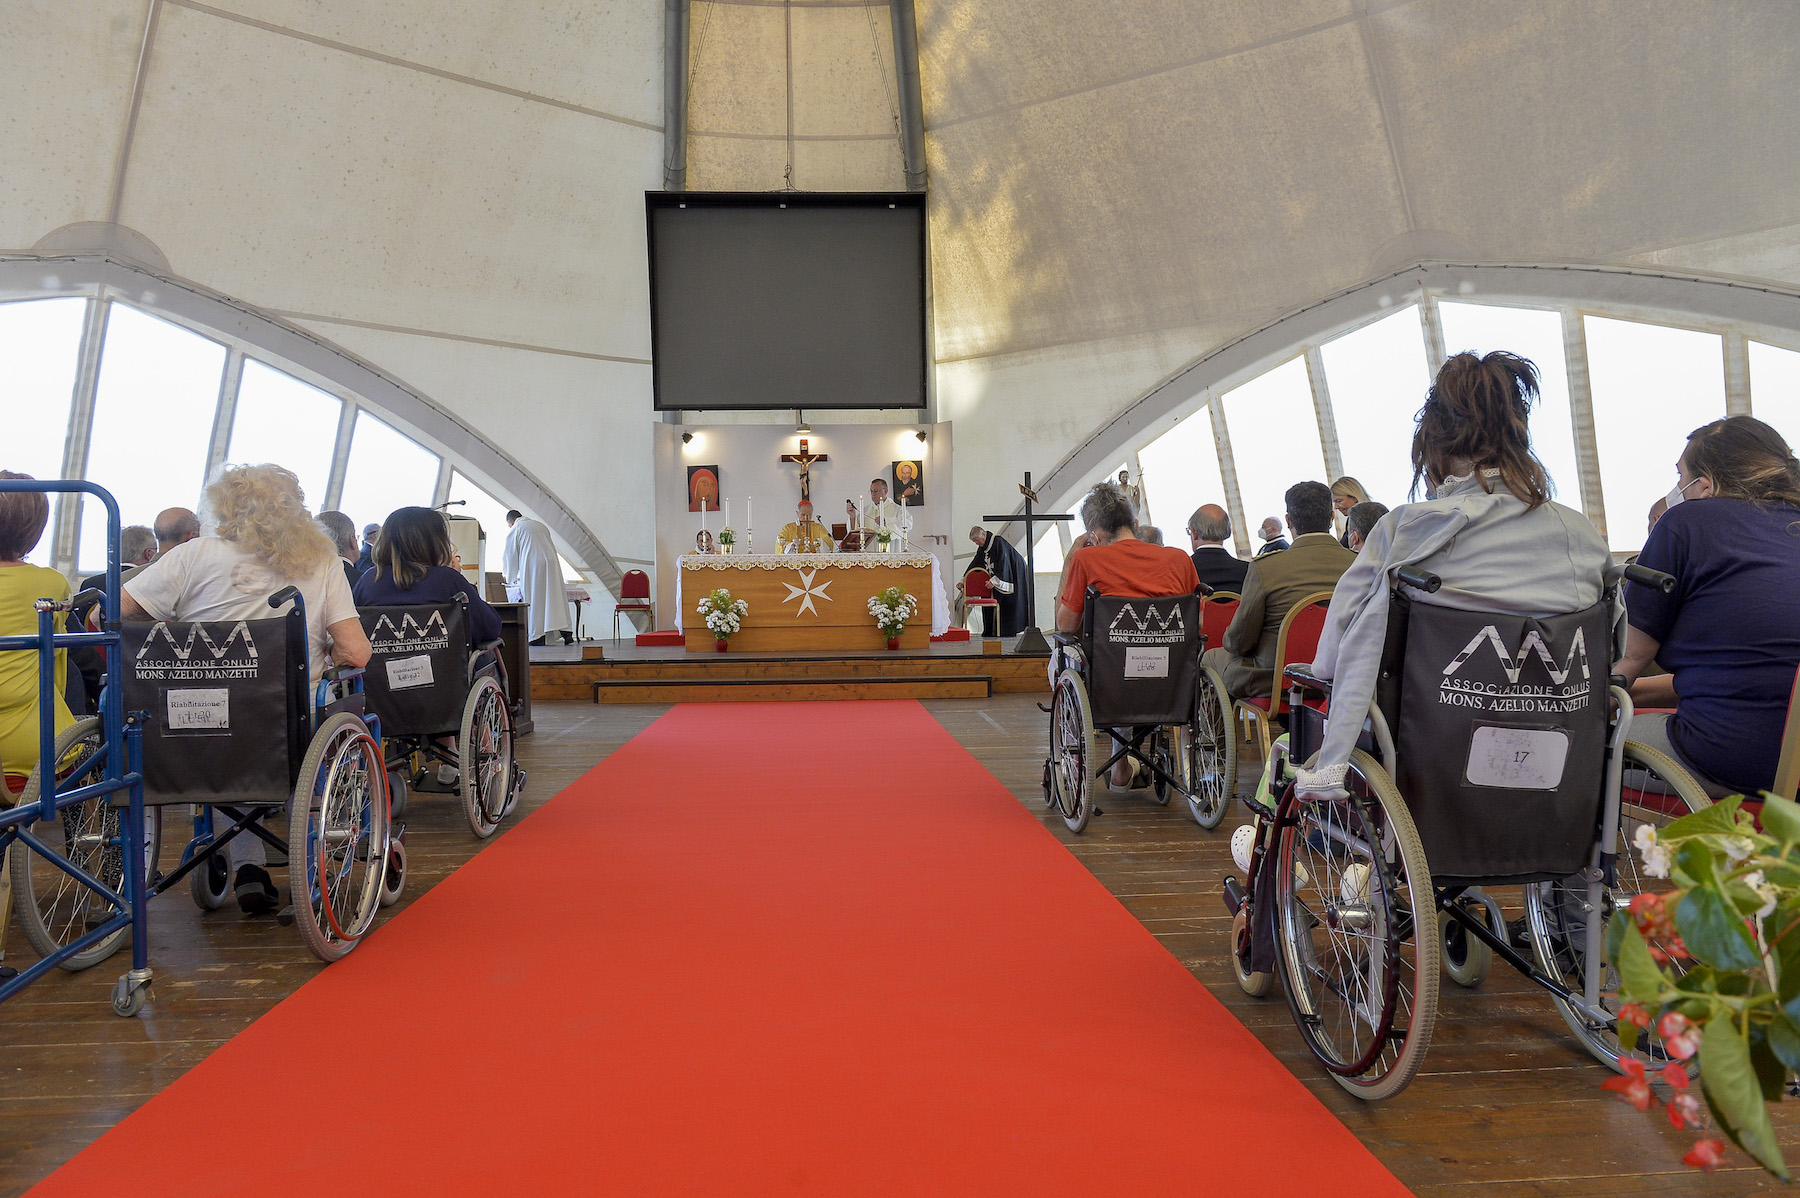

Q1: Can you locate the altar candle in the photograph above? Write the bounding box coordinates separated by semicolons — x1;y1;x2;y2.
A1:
747;496;753;531
724;499;732;529
700;498;708;534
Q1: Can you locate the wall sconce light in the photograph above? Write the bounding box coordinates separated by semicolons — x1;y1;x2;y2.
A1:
796;409;811;433
681;431;693;444
915;430;928;442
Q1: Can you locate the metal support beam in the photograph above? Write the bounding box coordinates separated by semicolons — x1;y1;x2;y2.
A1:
1419;292;1448;369
890;0;927;192
205;347;244;477
1304;345;1344;481
1560;308;1607;540
1209;397;1248;556
54;299;110;574
1725;332;1752;415
324;403;358;511
663;0;690;191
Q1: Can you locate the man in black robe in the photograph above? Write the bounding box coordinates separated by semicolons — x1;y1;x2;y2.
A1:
967;526;1029;636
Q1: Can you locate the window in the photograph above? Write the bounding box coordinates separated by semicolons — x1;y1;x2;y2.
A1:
1217;357;1326;546
80;305;226;572
228;359;342;512
0;298;86;564
337;410;442;533
1319;306;1431;510
1584;316;1725;551
1138;406;1230;552
447;470;516;579
1032;525;1067;574
1436;302;1584;511
1749;340;1800;451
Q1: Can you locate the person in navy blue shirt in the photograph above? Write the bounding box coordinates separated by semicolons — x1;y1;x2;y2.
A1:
354;506;503;645
1618;416;1800;796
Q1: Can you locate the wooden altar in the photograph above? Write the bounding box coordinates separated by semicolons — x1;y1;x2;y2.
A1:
677;553;942;653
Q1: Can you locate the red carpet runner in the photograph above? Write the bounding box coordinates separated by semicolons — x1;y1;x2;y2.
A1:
34;701;1407;1196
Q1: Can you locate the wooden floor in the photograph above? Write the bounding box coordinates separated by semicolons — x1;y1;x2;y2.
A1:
0;697;1792;1195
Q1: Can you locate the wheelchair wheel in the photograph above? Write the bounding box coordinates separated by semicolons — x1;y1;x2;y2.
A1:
1231;907;1272;998
1524;738;1710;1077
189;845;231;911
1048;671;1095;833
1438;899;1494;988
1148;727;1176;806
460;674;516;839
1273;749;1438;1100
287;712;389;963
10;719;160;971
1185;666;1236;830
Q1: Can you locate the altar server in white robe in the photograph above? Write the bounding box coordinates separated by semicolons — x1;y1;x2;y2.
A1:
503;510;572;645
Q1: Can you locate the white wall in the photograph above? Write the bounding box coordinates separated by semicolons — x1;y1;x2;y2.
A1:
652;421;954;627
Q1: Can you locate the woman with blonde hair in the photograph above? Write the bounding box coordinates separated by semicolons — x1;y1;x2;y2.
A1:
122;463;369;912
1329;476;1371;547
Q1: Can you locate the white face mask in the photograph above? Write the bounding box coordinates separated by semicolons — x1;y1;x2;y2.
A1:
1666;477;1703;509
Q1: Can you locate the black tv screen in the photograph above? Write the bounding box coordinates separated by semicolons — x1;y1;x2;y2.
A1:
646;192;927;411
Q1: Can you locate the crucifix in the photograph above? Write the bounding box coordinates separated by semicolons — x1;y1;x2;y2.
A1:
779;437;828;503
983;471;1074;656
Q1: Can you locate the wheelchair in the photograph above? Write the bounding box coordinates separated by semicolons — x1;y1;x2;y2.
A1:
19;587;399;968
1222;561;1708;1099
357;597;524;841
1044;586;1214;834
1186;589;1240;830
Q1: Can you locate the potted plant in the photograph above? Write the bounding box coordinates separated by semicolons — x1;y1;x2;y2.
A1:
718;527;736;554
1604;790;1800;1178
696;588;748;652
867;585;917;650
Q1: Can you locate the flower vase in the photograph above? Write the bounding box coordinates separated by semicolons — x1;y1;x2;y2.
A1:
715;638;728;652
886;636;900;650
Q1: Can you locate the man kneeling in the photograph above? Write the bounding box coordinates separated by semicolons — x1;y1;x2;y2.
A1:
1054;482;1201;789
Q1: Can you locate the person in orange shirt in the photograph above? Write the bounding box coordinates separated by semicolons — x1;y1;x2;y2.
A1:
1054;482;1201;790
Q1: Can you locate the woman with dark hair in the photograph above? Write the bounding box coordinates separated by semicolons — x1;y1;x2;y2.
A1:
1295;352;1611;797
1617;416;1800;796
0;472;74;778
353;507;502;645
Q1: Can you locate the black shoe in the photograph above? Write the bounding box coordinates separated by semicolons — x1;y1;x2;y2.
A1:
528;635;546;647
234;865;280;915
562;632;575;645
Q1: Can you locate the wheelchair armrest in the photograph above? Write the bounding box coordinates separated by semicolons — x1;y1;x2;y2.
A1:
1395;565;1441;593
473;638;504;652
268;586;301;609
322;665;365;683
1046;631;1079;650
1619;562;1676;594
70;586;104;613
1283;664;1332;695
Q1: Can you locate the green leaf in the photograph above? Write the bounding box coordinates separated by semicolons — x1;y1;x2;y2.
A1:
1762;792;1800;846
1677;887;1763;972
1768;1014;1800;1074
1725;880;1768;918
1663;796;1745;840
1673;840;1718;892
1613;921;1669;1004
1750;1024;1789;1102
1700;1016;1791;1179
1619;1019;1638;1053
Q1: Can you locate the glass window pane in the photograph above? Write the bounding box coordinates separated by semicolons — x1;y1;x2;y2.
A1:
0;298;87;564
1218;358;1327;545
80;305;226;572
337;411;441;533
228;359;342;512
1139;406;1232;553
1319;306;1431;510
1584;316;1725;552
447;471;517;578
1749;340;1800;452
1437;302;1583;511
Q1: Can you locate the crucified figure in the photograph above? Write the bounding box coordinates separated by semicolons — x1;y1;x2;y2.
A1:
780;437;829;503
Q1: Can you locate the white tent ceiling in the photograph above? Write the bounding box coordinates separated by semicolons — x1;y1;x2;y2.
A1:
5;0;1799;566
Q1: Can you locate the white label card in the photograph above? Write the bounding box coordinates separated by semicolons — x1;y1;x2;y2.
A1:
167;688;230;731
1465;726;1570;790
386;654;434;691
1124;647;1169;679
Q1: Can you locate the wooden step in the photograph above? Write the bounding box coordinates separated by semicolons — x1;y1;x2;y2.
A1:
535;653;1047;702
592;674;992;704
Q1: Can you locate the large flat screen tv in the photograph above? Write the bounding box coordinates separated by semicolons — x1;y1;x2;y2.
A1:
646;191;927;411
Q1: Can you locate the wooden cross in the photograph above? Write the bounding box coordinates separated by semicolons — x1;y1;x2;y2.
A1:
984;471;1074;655
779;437;829;503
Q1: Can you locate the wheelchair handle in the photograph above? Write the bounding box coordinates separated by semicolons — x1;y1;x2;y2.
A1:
1395;565;1442;593
268;586;301;610
1194;580;1214;597
69;587;104;613
1283;664;1332;693
1622;562;1676;594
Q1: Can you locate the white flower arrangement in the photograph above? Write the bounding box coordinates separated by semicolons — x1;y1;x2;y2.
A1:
867;585;918;639
696;588;749;639
718;527;736;547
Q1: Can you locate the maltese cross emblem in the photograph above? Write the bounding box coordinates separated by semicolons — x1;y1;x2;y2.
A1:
781;568;834;618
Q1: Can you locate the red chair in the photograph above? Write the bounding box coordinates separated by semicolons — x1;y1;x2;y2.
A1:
964;568;999;632
1199;591;1239;652
613;570;654;641
1234;591;1334;760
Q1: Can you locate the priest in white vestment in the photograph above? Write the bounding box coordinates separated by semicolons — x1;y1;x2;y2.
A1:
855;478;900;533
503;511;572;645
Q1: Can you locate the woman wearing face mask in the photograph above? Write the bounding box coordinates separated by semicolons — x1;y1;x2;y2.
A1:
1616;416;1800;796
1294;351;1612;798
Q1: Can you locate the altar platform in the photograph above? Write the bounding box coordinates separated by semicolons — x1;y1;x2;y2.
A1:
531;638;1049;704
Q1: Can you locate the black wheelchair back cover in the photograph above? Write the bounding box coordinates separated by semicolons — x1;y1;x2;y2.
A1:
122;613;304;806
1384;596;1610;883
1083;592;1201;727
360;601;469;738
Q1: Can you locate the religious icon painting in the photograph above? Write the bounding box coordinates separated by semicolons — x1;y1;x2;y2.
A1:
892;460;925;505
687;465;721;513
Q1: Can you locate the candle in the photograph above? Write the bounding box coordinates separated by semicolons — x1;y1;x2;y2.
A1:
747;496;753;532
700;498;708;535
724;499;732;529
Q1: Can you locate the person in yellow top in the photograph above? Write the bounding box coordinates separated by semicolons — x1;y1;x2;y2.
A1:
777;501;836;554
0;472;75;778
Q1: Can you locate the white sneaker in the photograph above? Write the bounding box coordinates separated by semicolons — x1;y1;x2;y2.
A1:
437;764;461;787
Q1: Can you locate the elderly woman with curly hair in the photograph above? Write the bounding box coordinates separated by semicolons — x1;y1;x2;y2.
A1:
122;463;370;912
